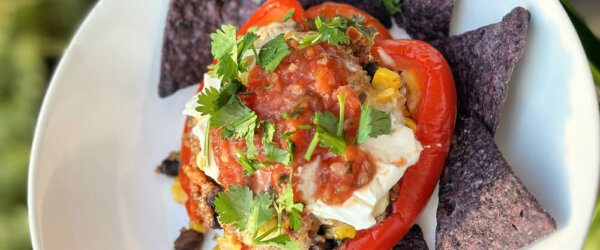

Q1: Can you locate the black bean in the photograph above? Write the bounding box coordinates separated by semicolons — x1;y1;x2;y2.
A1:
174;229;203;250
364;62;379;79
159;158;179;177
309;240;334;250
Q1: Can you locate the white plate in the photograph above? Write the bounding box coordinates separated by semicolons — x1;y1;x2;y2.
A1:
28;0;599;249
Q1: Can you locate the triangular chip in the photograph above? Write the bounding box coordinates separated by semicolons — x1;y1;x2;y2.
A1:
159;0;258;97
298;0;392;27
394;225;429;250
432;7;530;135
395;0;455;42
436;116;555;248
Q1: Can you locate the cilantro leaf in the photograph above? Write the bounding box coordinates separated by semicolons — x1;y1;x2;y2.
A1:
209;25;261;82
210;25;237;60
354;104;391;144
264;143;292;166
315;128;347;154
299;15;377;47
262;121;276;143
347;15;378;42
194;87;221;115
314;111;338;135
304;109;349;160
214;185;275;234
259;34;291;72
210;95;253;128
245;128;259;157
382;0;402;15
315;16;349;45
283;9;295;22
289;209;302;233
195;81;242;116
236;149;270;174
304;126;347;160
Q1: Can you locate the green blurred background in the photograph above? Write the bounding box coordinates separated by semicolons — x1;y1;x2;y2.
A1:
0;0;597;249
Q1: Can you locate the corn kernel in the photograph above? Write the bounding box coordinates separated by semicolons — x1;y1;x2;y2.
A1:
188;220;205;233
401;70;421;115
215;235;242;250
375;88;399;103
171;177;188;204
372;68;402;90
331;225;356;240
404;117;417;132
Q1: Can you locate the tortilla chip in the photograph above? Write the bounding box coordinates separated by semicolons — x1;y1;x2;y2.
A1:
158;0;258;97
395;0;455;42
432;7;530;135
298;0;392;28
436;116;556;249
393;225;429;250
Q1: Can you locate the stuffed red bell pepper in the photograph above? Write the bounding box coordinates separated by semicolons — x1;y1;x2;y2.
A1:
176;0;456;249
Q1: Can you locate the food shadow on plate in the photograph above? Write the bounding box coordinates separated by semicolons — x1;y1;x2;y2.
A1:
495;5;572;230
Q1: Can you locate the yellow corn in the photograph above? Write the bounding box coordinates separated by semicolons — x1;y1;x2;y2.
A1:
375;88;399;103
188;220;205;233
372;68;402;90
256;218;279;239
214;235;242;250
401;70;421;115
404;117;417;132
330;224;356;240
171;177;188;204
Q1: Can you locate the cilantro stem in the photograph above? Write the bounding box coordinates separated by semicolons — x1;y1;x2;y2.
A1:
337;93;346;136
255;225;278;242
296;124;311;130
304;132;320;160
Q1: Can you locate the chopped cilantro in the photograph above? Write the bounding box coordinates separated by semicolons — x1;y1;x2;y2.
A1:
214;183;302;250
304;110;348;160
382;0;402;15
264;143;292;166
296;124;312;130
259;34;291;72
210;94;253;128
337;93;346;136
315;16;350;45
208;25;260;82
236;149;268;174
298;15;378;48
194;88;220;115
275;184;304;233
314;111;339;135
354;104;392;144
262;121;276;143
256;234;300;250
214;185;275;233
282;112;299;119
283;9;295;22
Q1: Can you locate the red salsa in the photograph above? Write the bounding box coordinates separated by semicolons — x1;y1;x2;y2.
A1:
210;40;376;205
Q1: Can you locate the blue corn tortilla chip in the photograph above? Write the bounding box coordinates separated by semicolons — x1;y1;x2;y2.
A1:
432;7;530;135
159;0;258;97
393;225;429;250
298;0;393;28
395;0;455;42
434;7;556;249
436;116;556;249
